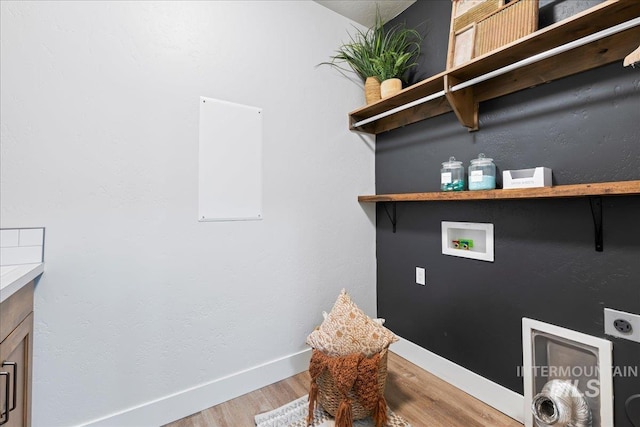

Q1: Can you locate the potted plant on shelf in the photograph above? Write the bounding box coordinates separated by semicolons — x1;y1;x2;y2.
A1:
371;22;421;98
318;17;386;104
319;13;422;104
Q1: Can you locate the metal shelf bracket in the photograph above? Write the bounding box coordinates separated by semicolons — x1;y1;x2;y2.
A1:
383;202;397;233
589;196;603;252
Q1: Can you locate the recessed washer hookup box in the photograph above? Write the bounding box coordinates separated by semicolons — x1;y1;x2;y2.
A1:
503;167;552;189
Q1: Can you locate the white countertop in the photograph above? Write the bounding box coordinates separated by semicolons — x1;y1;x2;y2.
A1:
0;263;44;303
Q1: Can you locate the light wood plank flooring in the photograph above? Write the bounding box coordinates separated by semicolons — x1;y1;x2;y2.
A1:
164;352;523;427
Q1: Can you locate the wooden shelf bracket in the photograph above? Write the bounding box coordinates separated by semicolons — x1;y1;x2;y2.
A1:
445;74;479;131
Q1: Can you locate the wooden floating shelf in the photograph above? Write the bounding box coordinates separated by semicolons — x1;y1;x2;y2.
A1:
358;180;640;203
349;0;640;134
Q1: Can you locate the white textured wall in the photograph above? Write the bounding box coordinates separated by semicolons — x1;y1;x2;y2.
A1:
0;1;375;425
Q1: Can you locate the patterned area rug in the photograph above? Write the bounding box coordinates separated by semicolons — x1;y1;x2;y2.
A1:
255;395;412;427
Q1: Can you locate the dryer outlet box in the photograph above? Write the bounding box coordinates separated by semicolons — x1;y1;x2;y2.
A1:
604;308;640;343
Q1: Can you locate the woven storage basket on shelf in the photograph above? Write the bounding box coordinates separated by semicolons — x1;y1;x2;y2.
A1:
474;0;538;57
447;0;539;68
316;348;388;420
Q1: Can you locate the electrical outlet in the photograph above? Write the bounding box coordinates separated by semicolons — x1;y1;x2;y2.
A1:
416;267;426;285
604;308;640;343
614;319;633;334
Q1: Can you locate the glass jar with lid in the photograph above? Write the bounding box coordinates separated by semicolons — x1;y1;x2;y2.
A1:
468;153;496;190
441;156;465;191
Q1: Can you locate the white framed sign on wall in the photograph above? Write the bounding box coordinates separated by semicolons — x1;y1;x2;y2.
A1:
198;97;263;222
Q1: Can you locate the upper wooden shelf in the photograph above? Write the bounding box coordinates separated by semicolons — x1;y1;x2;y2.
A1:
358;180;640;203
349;0;640;134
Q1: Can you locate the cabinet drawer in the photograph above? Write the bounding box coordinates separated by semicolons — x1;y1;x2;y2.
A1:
0;312;33;427
0;282;34;343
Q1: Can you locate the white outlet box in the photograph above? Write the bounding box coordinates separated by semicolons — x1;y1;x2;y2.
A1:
604;308;640;343
416;267;426;285
441;221;494;262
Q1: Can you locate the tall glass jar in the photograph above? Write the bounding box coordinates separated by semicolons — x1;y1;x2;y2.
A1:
468;153;496;190
441;157;465;191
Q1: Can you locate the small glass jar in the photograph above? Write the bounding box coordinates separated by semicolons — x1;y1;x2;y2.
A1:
441;156;465;191
468;153;496;190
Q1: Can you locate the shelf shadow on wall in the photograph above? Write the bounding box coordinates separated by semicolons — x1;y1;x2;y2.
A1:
474;64;639;132
356;132;375;153
375;112;474;153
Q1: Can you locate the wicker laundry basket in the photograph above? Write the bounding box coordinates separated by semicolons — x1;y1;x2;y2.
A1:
312;348;388;420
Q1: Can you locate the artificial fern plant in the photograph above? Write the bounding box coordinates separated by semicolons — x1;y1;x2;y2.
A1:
319;11;422;84
371;22;421;82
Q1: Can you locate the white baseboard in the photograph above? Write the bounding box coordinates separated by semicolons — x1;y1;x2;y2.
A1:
80;348;312;427
392;336;525;423
79;338;523;426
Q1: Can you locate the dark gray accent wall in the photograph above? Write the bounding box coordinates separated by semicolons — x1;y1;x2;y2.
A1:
378;1;640;425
